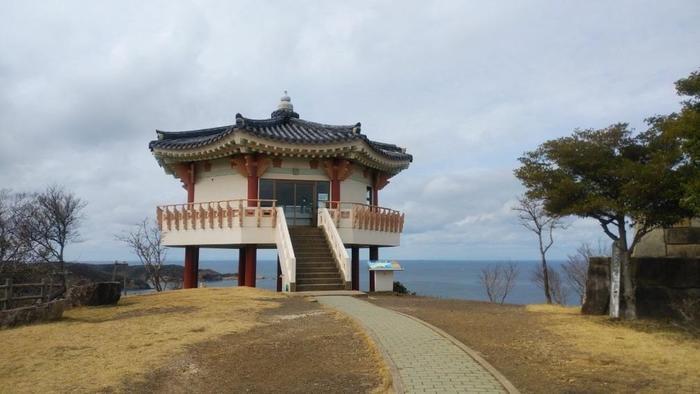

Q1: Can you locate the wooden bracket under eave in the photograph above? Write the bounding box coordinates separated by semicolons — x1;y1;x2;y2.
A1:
230;154;271;178
173;162;195;190
322;159;353;181
375;172;392;190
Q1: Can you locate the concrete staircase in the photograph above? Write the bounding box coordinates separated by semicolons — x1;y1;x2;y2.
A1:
289;227;345;292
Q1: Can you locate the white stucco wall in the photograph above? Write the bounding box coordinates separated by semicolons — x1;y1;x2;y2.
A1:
341;176;370;205
194;159;248;202
192;158;375;205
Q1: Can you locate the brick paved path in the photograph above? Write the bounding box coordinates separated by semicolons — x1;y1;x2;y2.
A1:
317;296;508;394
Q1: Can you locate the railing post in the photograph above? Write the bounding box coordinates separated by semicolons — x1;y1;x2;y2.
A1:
6;278;12;310
40;279;47;303
0;278;8;310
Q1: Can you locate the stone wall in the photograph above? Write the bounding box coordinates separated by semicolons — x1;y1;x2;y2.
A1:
0;300;65;329
634;257;700;321
582;257;700;322
633;218;700;258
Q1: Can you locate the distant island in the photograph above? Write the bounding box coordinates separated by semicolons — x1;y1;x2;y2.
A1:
64;263;231;290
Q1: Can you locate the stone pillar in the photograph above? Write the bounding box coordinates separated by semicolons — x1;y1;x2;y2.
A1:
351;247;360;291
238;248;246;286
582;257;611;315
277;257;282;292
244;245;257;287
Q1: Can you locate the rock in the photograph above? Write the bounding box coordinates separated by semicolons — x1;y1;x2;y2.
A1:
0;300;65;329
67;282;122;307
582;257;610;315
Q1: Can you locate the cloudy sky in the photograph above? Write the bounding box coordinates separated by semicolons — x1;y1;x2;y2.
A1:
1;1;699;263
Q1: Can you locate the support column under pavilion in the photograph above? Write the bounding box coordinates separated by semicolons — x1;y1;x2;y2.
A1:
176;162;200;289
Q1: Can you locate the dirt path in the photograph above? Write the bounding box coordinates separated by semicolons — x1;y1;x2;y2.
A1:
130;296;388;393
368;295;700;394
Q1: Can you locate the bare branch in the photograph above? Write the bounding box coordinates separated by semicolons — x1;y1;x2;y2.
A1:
117;219;168;292
479;262;519;304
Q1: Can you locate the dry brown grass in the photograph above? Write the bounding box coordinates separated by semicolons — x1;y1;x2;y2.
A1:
525;304;700;392
0;287;282;393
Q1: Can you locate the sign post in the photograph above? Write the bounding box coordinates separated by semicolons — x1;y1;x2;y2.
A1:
609;240;621;318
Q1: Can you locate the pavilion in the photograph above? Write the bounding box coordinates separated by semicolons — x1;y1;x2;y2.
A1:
148;93;412;291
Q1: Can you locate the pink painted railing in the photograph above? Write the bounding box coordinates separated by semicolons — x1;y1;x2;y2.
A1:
156;199;277;231
323;202;405;233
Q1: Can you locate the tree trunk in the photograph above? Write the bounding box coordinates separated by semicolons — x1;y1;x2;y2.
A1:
616;224;637;319
541;251;553;304
620;249;637;319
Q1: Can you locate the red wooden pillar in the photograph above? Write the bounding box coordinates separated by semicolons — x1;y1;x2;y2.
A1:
369;246;379;261
238;247;246;286
178;162;199;289
277;257;282;292
331;180;341;208
246;155;259;207
369;245;378;291
244;245;257;287
351;247;360;291
183;246;199;289
247;174;258;207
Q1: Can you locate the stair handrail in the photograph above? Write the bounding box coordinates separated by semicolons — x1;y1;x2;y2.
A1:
274;207;296;292
318;207;351;287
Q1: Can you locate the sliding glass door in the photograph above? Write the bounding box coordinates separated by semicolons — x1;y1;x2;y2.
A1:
259;179;330;227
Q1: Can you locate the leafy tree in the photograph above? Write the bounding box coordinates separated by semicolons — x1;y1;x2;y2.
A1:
515;123;690;319
649;70;700;213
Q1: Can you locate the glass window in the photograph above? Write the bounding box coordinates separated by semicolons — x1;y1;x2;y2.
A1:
317;181;330;208
366;186;373;205
259;179;274;206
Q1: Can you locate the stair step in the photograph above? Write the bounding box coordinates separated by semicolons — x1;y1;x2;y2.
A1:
296;272;342;279
296;266;338;272
289;227;345;292
295;284;346;292
296;278;343;285
296;256;335;261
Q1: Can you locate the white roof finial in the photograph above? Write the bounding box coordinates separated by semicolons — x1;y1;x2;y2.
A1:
278;90;293;111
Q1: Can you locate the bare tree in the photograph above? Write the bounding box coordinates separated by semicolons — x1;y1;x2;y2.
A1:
513;195;566;304
23;185;86;290
117;219;168;292
531;265;569;305
479;262;519;304
0;190;33;275
563;241;609;304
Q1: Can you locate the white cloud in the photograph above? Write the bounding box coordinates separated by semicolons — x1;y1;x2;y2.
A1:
0;0;698;262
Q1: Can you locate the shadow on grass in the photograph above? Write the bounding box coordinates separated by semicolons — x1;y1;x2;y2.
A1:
61;305;200;324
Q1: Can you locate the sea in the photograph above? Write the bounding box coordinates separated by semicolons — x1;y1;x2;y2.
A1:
188;259;579;306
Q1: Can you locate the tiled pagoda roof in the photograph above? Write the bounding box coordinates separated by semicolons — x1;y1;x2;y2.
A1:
149;104;412;174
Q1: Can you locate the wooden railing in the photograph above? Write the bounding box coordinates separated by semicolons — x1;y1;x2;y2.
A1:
0;279;63;310
156;199;277;231
323;202;405;233
318;208;351;286
274;208;296;292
